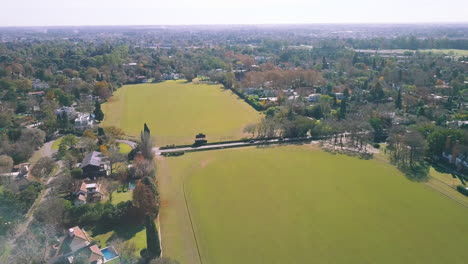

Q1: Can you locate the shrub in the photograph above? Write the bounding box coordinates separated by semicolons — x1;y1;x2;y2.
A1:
71;168;83;178
457;185;468;196
373;143;380;149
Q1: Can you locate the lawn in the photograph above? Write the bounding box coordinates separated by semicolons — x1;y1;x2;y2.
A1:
102;80;261;146
118;142;132;154
111;190;133;205
158;145;468;264
91;220;158;257
51;137;63;150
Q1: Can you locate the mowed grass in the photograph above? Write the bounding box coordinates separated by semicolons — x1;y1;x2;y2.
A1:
160;145;468;264
102;80;261;146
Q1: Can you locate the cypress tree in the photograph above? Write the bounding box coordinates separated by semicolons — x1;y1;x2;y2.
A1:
144;123;151;135
322;56;328;69
94;101;104;121
146;214;161;258
339;99;347;120
395;89;402;110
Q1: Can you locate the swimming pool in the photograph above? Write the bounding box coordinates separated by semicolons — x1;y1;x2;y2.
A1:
128;180;136;190
101;246;119;262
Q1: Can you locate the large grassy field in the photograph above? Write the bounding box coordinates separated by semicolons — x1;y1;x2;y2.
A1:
102;80;261;146
158;145;468;264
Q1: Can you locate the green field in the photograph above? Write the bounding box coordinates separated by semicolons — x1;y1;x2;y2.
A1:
159;145;468;264
102;80;261;146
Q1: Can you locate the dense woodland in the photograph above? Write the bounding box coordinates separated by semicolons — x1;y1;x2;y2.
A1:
0;25;467;264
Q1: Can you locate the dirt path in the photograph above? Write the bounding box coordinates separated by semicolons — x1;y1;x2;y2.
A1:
156;155;202;264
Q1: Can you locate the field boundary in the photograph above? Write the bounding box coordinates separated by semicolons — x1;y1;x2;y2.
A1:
425;177;468;208
181;169;203;264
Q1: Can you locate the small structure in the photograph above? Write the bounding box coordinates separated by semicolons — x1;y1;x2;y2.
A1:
32;79;49;90
80;151;110;178
335;93;344;100
74;181;104;206
194;133;207;145
307;93;321;102
74;113;94;131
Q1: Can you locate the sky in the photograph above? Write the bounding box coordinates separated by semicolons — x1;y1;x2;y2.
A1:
1;0;467;26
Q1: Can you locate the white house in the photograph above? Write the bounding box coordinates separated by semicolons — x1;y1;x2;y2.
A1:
74;113;94;131
307;94;321;102
32;79;49;90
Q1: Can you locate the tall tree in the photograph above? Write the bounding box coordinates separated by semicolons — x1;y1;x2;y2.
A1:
145;214;161;259
144;123;151;136
94;101;104;121
395;89;402;110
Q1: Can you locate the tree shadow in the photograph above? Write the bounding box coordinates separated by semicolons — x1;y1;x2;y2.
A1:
398;163;430;182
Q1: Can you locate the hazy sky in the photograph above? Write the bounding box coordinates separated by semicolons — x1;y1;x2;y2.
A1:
1;0;467;26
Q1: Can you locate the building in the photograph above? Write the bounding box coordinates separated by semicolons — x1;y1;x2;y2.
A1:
55;106;78;120
307;94;321;102
74;113;94;131
74;181;104;206
53;226;116;264
80;152;110;178
32;79;49;90
67;226;92;252
335;93;344;100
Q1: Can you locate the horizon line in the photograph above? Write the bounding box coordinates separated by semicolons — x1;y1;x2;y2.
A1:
2;21;468;29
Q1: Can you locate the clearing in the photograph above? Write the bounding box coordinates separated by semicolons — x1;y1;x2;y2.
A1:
102;80;261;146
158;145;468;264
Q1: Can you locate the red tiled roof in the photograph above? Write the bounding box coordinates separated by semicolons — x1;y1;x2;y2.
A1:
71;226;91;242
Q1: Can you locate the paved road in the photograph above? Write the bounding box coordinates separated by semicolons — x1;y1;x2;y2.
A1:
154;137;314;155
117;139;138;149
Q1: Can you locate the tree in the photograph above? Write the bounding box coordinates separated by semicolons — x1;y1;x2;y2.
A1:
144;123;151;136
34;196;66;226
339;99;347;120
395;89;402;110
322;56;329;70
145;214;161;258
107;147;126;174
94;101;104;121
133;181;158;218
0;155;13;173
103;126;125;145
31;157;55;178
243;123;257;138
61;134;79;149
111;239;138;264
139;129;154;160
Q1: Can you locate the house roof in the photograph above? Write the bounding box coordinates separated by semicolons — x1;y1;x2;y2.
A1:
77;193;86;202
86;183;97;189
81;151;103;168
88;245;104;263
70;226;91;243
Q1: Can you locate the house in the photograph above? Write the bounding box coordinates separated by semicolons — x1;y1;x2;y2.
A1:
53;226;112;264
74;181;104;206
136;75;148;83
32;79;49;90
80;151;110;178
74;113;94;131
335;93;344;100
55;106;78;120
27;91;45;96
307;94;321;102
68;226;92;252
0;163;31;190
